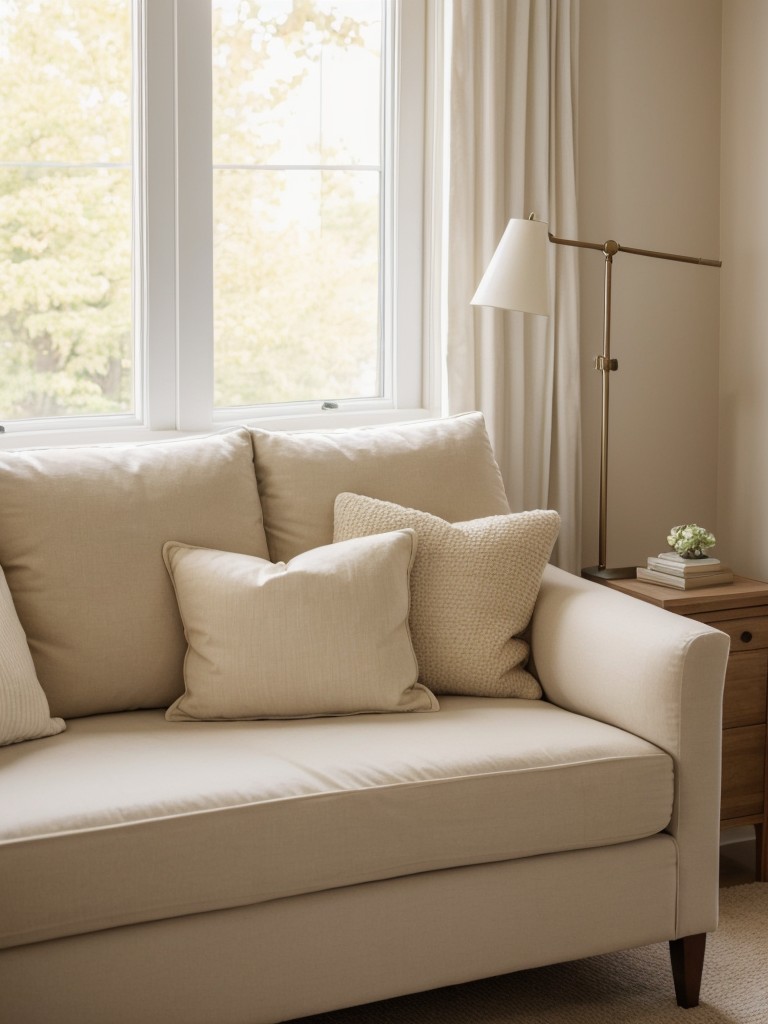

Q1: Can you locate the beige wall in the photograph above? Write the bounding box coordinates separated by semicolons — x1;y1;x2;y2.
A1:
578;0;722;570
719;2;768;579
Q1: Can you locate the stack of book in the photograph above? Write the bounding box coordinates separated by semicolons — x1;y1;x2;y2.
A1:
636;552;734;590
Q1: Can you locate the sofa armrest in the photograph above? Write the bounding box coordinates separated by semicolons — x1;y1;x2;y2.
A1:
530;564;730;938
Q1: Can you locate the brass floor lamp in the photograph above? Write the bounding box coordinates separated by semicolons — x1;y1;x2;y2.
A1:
471;215;722;581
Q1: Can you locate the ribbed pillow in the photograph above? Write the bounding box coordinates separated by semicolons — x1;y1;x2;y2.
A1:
164;531;437;721
0;566;65;746
334;494;560;699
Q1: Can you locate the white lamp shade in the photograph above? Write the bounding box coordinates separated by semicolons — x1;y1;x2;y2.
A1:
471;217;550;316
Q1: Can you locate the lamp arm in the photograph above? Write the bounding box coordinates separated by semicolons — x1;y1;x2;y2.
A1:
548;231;721;268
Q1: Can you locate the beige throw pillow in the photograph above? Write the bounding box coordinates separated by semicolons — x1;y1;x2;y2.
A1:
164;532;437;721
334;494;561;699
249;412;511;563
0;566;65;746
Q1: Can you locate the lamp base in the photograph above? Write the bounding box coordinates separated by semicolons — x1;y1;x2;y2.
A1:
581;565;637;582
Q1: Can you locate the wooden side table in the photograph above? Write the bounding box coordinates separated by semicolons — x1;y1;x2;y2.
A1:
595;574;768;882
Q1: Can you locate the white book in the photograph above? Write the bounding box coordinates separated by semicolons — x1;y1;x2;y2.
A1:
656;552;720;567
637;566;734;590
648;555;729;577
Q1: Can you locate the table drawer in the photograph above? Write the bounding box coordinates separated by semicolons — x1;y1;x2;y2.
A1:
712;616;768;653
721;724;766;820
723;650;768;728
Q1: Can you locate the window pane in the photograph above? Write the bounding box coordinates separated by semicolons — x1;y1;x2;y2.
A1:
212;0;384;409
0;0;134;421
214;167;379;406
213;0;382;167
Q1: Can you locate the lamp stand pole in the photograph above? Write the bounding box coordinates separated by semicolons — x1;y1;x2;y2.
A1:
547;231;721;582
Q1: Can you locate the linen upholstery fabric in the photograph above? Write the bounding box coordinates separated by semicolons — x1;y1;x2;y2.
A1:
532;564;730;938
0;429;268;718
0;566;64;747
249;412;511;562
0;698;673;948
164;532;435;721
334;494;560;698
0;840;678;1024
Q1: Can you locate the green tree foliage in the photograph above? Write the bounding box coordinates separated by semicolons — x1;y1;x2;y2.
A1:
0;0;382;421
0;0;132;418
212;0;382;407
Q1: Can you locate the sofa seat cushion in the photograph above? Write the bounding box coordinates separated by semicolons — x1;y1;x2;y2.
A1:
0;697;673;948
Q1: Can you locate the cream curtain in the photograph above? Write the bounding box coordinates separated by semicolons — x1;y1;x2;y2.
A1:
443;0;581;572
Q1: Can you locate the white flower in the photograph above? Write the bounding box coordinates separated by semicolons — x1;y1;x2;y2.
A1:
667;524;716;558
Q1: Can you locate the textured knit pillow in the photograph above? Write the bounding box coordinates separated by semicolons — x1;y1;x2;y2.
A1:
164;531;437;721
334;494;560;699
0;566;65;746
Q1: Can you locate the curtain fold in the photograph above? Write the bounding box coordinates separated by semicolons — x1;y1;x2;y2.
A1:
444;0;581;572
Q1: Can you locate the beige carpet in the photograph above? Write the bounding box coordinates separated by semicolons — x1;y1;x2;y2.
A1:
290;883;768;1023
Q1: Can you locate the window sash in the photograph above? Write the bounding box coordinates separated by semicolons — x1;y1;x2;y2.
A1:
0;0;430;441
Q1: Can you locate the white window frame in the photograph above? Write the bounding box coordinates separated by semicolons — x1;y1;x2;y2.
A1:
0;0;437;448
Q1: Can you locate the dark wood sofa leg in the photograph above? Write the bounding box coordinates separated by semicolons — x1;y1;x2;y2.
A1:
669;933;707;1008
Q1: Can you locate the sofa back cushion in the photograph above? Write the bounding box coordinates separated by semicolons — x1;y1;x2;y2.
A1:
0;429;268;719
249;413;510;562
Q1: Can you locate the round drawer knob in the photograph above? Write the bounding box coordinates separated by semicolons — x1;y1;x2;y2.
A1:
740;631;753;644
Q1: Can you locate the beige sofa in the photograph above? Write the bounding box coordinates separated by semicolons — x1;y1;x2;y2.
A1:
0;413;729;1024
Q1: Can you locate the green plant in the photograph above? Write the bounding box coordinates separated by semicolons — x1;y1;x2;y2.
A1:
667;524;716;559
